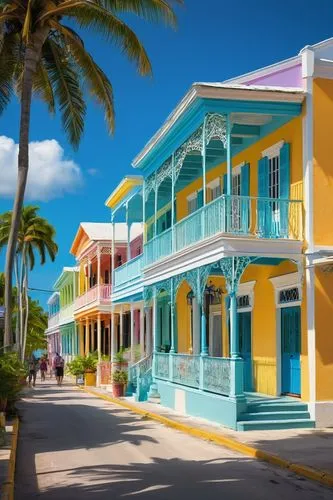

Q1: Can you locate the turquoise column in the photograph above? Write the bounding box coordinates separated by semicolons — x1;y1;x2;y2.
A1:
200;305;208;355
229;291;239;358
170;279;175;353
148;287;160;399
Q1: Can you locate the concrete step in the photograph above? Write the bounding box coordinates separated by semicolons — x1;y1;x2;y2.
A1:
239;411;311;421
247;402;308;413
237;419;315;432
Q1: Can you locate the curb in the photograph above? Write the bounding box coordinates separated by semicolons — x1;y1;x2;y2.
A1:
79;386;333;489
1;417;19;500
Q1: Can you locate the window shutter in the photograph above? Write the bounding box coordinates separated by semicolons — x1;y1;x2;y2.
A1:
258;157;269;236
222;174;228;195
240;163;250;233
279;143;290;200
197;189;203;208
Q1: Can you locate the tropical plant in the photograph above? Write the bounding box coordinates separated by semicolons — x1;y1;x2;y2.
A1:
66;356;85;377
0;352;26;412
114;348;127;364
0;0;181;350
0;206;57;359
112;369;128;385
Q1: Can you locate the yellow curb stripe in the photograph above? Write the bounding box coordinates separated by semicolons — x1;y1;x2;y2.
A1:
79;386;333;489
1;417;19;500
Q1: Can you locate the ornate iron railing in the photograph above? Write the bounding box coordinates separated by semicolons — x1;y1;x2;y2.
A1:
172;354;200;388
202;356;231;396
114;254;143;290
129;353;153;384
154;352;170;379
144;194;303;267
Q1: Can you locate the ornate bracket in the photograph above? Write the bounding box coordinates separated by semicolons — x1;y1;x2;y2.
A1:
219;256;252;293
205;113;227;148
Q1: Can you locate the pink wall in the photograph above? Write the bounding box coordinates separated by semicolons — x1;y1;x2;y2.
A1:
130;234;143;259
246;63;302;88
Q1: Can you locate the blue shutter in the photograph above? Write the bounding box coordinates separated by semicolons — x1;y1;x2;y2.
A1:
222;174;228;195
197;189;203;209
241;163;250;233
279;143;290;237
258;157;270;237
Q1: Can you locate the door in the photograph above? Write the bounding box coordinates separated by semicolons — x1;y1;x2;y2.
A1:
238;311;252;391
281;306;301;395
209;311;222;357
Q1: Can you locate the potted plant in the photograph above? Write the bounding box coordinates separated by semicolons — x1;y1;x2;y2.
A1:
112;349;128;372
112;370;128;397
66;357;85;385
82;354;98;387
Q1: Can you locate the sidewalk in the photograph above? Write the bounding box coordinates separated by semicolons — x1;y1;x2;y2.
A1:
86;386;333;480
0;420;15;500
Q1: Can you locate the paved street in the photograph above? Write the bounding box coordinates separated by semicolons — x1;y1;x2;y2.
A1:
15;383;332;499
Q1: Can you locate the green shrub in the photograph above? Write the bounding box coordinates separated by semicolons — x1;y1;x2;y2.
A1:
0;353;26;410
112;370;128;384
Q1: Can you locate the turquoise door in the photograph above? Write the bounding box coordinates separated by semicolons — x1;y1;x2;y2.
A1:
238;312;252;391
281;306;301;395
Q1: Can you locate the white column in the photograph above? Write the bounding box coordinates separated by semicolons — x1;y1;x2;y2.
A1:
171;153;175;252
97;314;102;385
154;172;158;237
202;115;207;205
226;113;232;196
130;304;135;362
126;203;131;261
146;307;152;355
97;246;101;300
111;308;117;361
140;305;145;357
111;220;115;285
119;304;124;348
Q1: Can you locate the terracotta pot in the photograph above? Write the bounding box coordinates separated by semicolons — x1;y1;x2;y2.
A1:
84;372;96;387
112;383;125;398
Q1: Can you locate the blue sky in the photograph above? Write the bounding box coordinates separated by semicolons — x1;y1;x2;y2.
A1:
1;0;333;308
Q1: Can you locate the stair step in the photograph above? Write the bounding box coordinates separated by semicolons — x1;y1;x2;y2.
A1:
237;419;315;431
247;403;308;413
239;411;310;421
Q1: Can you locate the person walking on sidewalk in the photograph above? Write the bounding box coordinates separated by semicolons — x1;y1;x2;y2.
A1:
54;353;65;386
39;357;48;382
28;355;38;387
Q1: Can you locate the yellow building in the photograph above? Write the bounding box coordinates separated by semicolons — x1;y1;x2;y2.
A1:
112;38;333;430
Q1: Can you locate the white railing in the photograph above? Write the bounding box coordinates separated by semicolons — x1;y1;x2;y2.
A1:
114;254;143;290
48;312;59;329
74;284;111;310
59;303;74;324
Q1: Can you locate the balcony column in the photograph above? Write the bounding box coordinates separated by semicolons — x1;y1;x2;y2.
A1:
91;320;95;352
119;304;124;349
170;279;175;354
79;323;84;355
148;287;160;399
130;304;135;363
111;219;115;285
97;246;101;301
145;307;152;355
192;298;200;355
154;171;158;238
96;314;102;386
226;113;232;196
140;305;145;358
171;153;175;252
229;291;239;358
85;318;90;355
111;308;117;362
126;202;131;261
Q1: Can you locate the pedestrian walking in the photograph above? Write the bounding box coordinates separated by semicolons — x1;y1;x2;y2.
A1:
28;355;38;387
40;357;48;382
53;353;65;386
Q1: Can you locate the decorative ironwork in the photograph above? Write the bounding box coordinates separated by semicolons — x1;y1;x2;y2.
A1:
172;354;200;388
143;286;153;305
174;126;203;182
101;246;112;255
156;158;173;189
205;113;227;147
219;257;252;293
155;279;172;296
279;287;300;304
173;270;198;301
202;356;231;396
144;174;156;201
154;352;170;379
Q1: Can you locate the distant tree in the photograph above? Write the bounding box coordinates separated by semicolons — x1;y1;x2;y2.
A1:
0;0;181;349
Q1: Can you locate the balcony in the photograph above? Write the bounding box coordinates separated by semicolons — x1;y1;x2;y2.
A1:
47;312;59;329
59;303;74;325
144;195;303;267
74;284;112;311
112;254;144;301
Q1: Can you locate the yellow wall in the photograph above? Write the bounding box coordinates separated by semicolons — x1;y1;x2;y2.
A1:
313;78;333;245
175;261;310;399
314;268;333;400
175;117;303;221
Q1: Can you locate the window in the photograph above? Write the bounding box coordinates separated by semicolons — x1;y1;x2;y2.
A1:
279;287;300;305
237;294;250;309
232;172;241;196
187;193;197;215
207;178;221;202
269;155;280;199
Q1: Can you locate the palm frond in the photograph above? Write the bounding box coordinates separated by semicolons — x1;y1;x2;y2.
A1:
32;61;55;113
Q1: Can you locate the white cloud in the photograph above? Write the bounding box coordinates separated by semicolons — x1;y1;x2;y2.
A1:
0;136;83;201
87;168;98;176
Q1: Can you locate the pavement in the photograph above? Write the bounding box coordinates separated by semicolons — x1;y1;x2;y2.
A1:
14;381;332;499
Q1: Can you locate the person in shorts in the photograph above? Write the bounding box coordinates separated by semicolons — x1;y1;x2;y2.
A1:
28;355;38;387
39;357;48;381
54;353;64;386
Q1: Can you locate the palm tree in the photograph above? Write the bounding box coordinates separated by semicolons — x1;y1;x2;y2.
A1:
0;206;58;357
0;0;181;347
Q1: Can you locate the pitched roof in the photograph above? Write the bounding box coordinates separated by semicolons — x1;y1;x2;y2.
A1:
80;222;142;242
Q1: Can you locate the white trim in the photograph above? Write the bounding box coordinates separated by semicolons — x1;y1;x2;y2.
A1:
187;192;197;202
233;162;244;176
270;272;302;308
237;280;256;312
206;177;220;190
261;140;284;159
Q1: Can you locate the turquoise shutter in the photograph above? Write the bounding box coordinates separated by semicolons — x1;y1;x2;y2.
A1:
279;143;290;238
240;163;250;233
197;189;203;209
222;174;228;195
258;157;270;237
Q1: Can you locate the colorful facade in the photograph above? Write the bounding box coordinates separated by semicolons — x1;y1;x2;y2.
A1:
45;292;60;360
45;37;333;431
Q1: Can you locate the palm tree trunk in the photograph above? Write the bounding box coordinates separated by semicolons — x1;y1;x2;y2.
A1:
4;29;49;349
22;256;29;362
14;255;20;353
